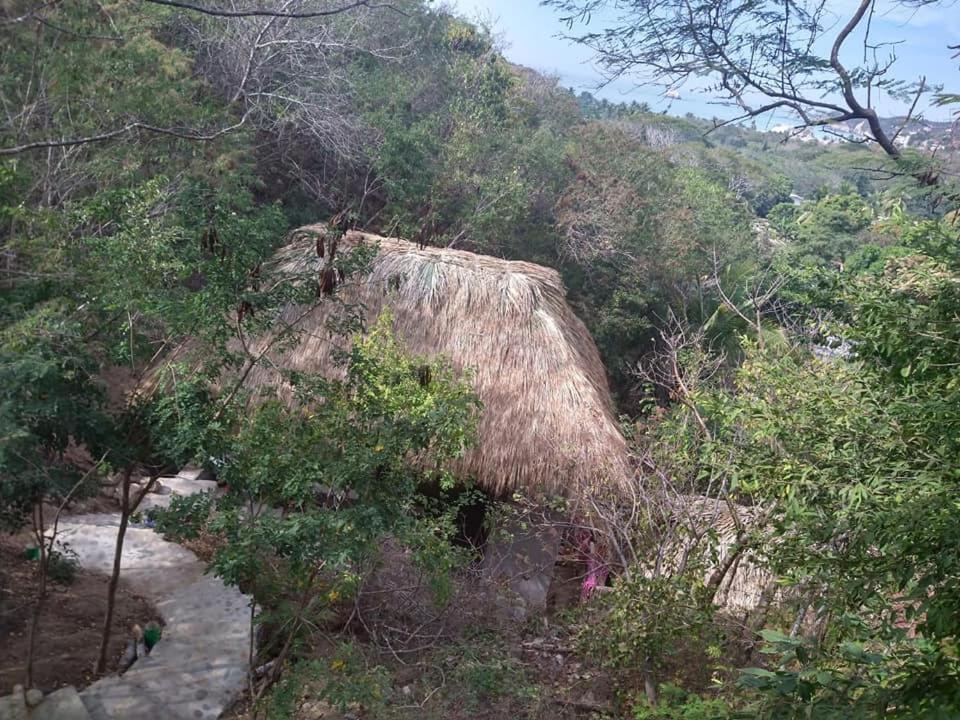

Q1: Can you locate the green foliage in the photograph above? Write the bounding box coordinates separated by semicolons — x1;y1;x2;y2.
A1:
626;207;960;718
556;123;755;399
212;315;478;583
777;193;876;265
766;203;799;235
195;316;479;669
737;629;904;719
0;304;105;530
362;23;572;257
579;567;720;705
45;546;80;584
0;1;228;191
2;124;287;525
454;645;539;711
632;684;731;720
150;490;215;542
681;313;958;716
260;643;390;718
3;1;957;713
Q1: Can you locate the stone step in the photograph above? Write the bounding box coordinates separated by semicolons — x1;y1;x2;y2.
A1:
80;674;178;720
30;686;92;720
176;467;215;482
59;464;250;720
78;694;109;720
156;575;250;631
54;519;206;601
139;475;218;512
117;652;247;720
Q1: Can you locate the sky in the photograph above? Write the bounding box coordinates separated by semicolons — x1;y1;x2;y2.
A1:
444;0;960;124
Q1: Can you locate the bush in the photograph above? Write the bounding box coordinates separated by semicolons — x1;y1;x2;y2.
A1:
579;569;718;704
46;546;80;584
260;643;389;719
150;490;214;542
456;650;538;710
632;684;731;720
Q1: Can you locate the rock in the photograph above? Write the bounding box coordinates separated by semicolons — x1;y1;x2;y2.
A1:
177;466;214;482
113;481;144;503
118;638;139;674
30;686;91;720
0;687;28;720
0;688;29;720
481;512;562;620
156;475;218;497
25;688;44;707
299;700;342;719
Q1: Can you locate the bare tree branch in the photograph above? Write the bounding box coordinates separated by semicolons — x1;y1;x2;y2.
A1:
0;111;252;156
141;0;408;18
32;15;124;41
544;0;949;175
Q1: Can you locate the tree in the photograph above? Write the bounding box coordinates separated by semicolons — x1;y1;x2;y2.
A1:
784;192;876;265
0;0;405;162
155;315;479;704
646;210;960;717
173;0;418;207
543;0;947;162
554;123;755;401
0;159;294;678
0;298;108;686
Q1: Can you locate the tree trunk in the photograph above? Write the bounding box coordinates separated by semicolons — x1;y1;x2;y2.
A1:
643;664;659;706
96;468;131;674
25;502;47;688
26;458;105;685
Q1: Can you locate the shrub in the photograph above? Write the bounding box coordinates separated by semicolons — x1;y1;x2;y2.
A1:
46;546;80;584
150;490;214;542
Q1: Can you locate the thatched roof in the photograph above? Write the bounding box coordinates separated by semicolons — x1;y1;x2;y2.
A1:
678;496;774;612
245;226;631;499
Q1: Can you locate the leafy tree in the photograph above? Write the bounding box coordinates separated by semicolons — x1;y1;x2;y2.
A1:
766;203;800;235
643;212;960;717
544;0;944;165
157;315;480;703
361;20;574;256
556;123;755;400
779;193;875;265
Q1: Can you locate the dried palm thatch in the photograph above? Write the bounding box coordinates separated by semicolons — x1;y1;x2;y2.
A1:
244;226;631;499
678;495;775;613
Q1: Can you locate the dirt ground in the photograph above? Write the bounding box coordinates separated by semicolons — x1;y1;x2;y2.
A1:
0;533;159;695
224;545;615;720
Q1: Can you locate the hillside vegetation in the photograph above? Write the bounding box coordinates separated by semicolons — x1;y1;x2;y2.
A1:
1;1;959;718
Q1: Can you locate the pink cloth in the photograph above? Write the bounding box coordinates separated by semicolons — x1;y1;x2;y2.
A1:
575;530;609;601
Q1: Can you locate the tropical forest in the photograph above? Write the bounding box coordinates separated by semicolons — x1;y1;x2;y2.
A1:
0;0;958;718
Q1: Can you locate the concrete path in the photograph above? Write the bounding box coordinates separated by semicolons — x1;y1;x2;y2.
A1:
53;471;251;720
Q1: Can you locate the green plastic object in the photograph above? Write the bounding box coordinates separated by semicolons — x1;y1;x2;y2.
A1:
144;626;162;649
24;546;41;561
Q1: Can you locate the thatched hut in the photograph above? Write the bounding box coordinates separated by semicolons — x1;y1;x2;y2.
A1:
245;226;631;500
675;495;775;612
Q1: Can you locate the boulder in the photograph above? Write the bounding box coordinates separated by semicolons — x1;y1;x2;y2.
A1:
31;686;92;720
481;513;562;620
25;688;43;707
0;684;27;720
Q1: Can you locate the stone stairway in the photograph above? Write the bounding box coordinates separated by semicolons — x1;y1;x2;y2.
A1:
50;469;251;720
0;685;91;720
